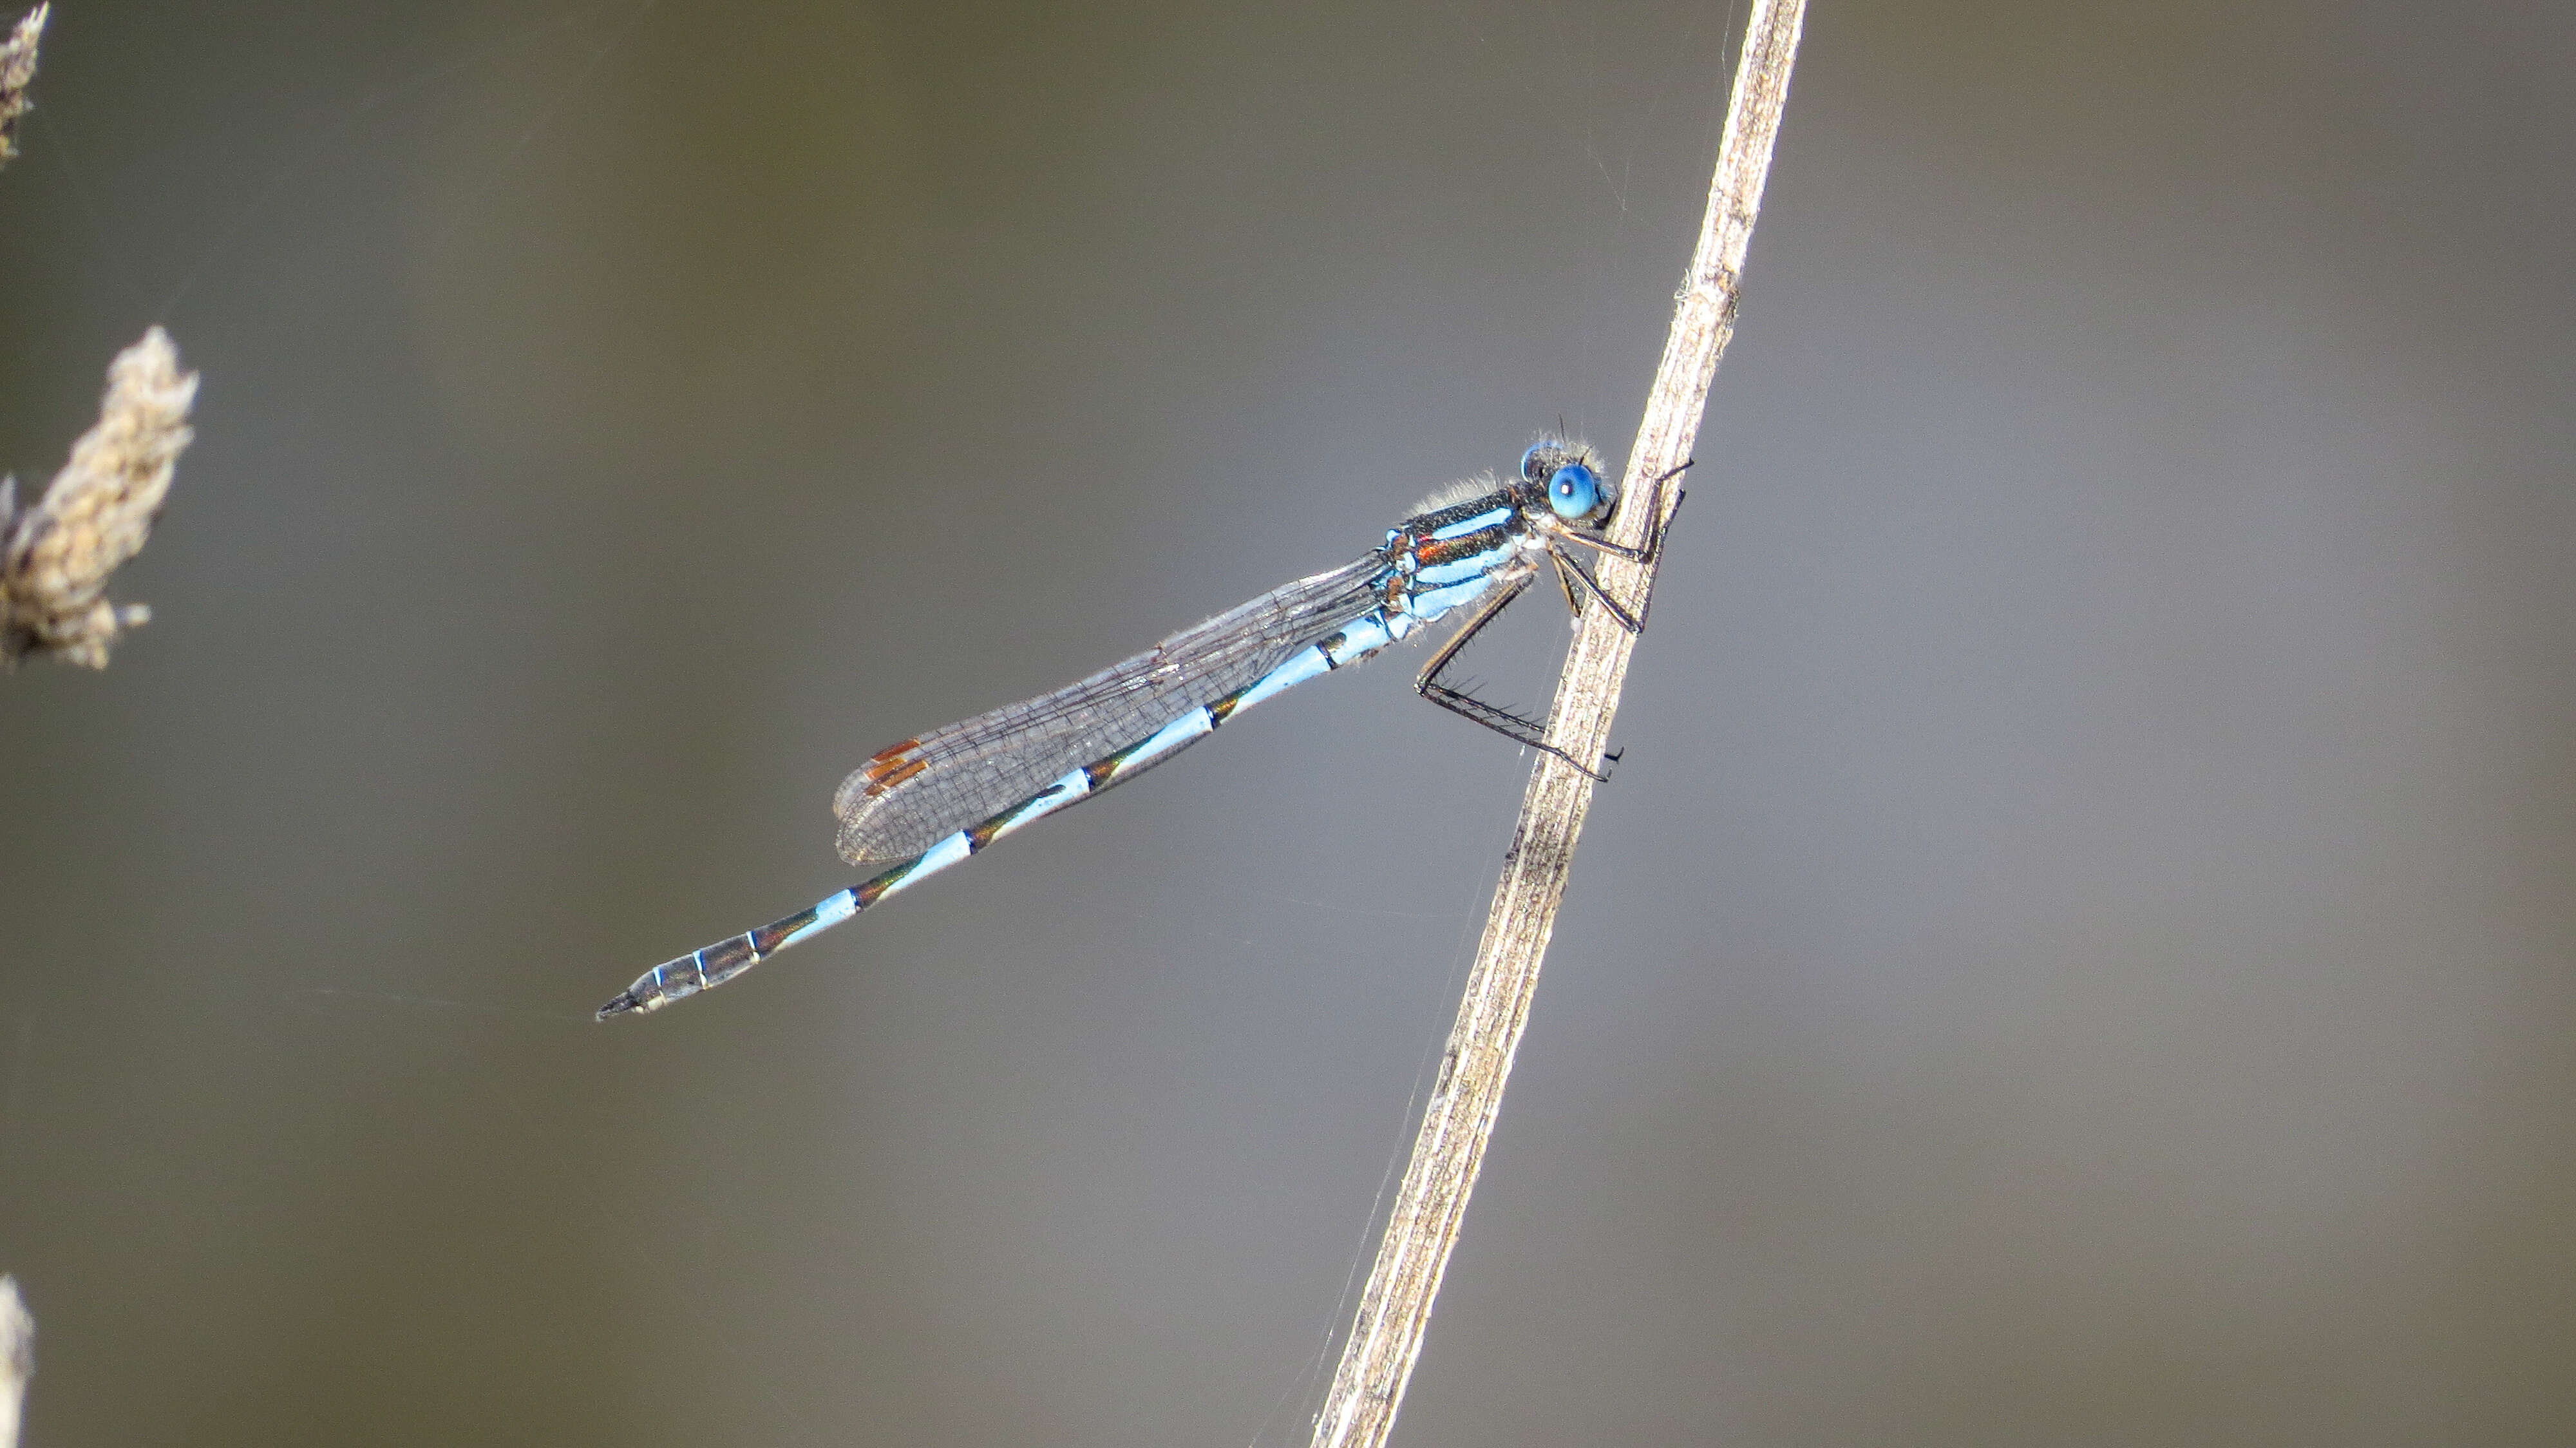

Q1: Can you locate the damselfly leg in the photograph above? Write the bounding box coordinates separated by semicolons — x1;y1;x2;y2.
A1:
1413;458;1694;780
1414;566;1621;777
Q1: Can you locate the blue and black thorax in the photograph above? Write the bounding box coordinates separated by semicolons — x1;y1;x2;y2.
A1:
1368;440;1619;634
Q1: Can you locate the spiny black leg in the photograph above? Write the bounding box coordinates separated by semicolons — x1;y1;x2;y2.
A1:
1415;571;1617;781
1553;526;1648;563
1417;573;1535;745
1549;548;1586;617
1549;544;1645;634
1643;455;1694;538
1626;482;1684;633
1636;456;1695;562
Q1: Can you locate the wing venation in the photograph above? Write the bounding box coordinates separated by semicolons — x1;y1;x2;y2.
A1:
832;557;1384;862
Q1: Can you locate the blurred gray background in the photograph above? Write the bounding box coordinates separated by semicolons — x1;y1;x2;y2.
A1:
3;1;2570;1443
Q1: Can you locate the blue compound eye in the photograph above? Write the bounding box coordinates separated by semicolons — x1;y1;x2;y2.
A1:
1520;444;1552;482
1546;463;1603;520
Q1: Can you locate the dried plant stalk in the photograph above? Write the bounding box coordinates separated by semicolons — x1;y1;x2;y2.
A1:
0;5;44;169
2;327;200;669
1308;3;1807;1444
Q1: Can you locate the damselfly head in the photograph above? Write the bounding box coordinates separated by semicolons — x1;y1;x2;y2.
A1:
1517;436;1615;527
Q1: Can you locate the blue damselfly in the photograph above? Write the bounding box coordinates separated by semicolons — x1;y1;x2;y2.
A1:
598;439;1684;1018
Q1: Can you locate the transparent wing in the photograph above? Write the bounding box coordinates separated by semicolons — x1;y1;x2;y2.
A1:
832;557;1386;862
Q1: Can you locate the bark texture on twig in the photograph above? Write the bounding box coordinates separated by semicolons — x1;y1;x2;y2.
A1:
2;327;200;668
1309;4;1806;1443
0;5;44;169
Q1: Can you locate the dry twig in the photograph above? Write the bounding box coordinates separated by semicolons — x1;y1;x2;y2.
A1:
2;327;200;668
0;4;44;169
1309;3;1808;1443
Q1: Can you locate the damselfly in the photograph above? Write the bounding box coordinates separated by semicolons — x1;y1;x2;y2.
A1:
598;438;1684;1018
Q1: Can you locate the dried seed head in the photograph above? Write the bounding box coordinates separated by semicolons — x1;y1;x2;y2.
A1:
1;327;198;668
0;5;46;168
